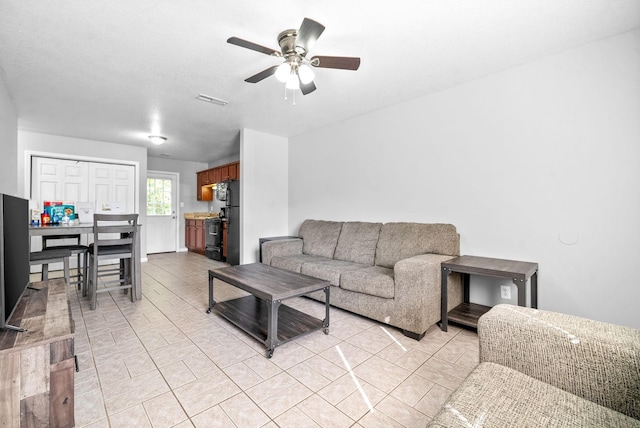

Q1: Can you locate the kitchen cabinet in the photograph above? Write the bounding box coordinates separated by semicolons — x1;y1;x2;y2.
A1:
195;161;239;201
219;165;229;181
228;162;239;180
196;171;213;201
212;168;221;184
185;219;206;254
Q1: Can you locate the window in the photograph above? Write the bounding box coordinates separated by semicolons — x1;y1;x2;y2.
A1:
146;178;172;215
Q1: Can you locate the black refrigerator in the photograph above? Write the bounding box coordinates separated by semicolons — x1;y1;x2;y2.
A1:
221;180;240;265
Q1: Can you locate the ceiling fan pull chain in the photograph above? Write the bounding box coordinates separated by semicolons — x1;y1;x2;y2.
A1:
284;85;288;101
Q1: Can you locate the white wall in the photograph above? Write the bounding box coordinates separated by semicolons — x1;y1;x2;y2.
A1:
0;76;18;195
240;128;288;264
148;156;210;251
289;30;640;328
18;131;150;258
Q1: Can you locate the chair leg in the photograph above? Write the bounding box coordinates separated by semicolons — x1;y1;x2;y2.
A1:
128;258;134;303
82;252;88;297
42;263;49;280
91;255;98;310
63;257;70;287
83;260;88;297
75;253;82;290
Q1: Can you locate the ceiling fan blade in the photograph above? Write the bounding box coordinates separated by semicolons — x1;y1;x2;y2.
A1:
227;37;281;56
245;65;278;83
310;56;361;70
299;78;317;95
296;18;325;55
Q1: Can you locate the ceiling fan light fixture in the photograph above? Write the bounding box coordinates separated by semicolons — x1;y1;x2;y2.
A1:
275;63;291;82
285;73;300;90
298;63;314;84
148;135;167;145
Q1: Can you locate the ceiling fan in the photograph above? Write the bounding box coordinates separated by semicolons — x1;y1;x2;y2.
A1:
227;18;360;95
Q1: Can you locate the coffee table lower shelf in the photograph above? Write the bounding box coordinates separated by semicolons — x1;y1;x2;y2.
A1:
446;302;493;329
214;295;327;354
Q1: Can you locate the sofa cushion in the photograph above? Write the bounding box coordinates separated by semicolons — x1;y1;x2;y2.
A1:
375;223;459;269
340;266;394;299
299;220;343;259
301;260;366;286
427;362;640;428
333;221;382;265
270;254;331;273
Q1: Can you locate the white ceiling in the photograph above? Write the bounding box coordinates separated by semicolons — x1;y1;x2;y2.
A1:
1;1;639;163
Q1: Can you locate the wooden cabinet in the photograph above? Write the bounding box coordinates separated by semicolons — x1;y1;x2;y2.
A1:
228;162;239;180
219;165;229;181
185;219;206;254
196;161;239;201
197;171;213;201
212;168;221;184
0;278;75;428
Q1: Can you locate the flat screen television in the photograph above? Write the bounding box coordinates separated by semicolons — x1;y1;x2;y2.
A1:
0;193;31;331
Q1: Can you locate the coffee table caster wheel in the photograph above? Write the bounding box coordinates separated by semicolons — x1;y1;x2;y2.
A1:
206;308;211;314
324;328;329;335
267;349;273;358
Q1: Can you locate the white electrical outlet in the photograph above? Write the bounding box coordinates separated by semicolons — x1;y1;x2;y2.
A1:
500;285;511;300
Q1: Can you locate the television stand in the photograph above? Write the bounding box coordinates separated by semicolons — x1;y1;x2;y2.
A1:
0;278;75;427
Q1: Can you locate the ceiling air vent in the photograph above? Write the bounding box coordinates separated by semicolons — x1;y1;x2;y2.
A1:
196;94;229;106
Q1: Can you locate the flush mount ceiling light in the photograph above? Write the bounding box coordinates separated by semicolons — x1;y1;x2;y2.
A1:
148;135;167;145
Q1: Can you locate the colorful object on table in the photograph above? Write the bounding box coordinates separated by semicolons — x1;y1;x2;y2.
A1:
43;201;75;224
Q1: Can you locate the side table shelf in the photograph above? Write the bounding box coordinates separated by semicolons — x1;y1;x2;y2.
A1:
447;302;493;328
441;255;538;331
0;278;75;428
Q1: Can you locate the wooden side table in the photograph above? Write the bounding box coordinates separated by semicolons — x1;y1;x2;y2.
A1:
440;255;538;331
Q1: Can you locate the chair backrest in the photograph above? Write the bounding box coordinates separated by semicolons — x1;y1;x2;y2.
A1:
42;234;81;249
92;213;138;250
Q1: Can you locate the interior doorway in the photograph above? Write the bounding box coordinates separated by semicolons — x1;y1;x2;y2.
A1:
146;171;179;254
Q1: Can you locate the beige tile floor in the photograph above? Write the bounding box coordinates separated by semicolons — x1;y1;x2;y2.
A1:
60;251;478;427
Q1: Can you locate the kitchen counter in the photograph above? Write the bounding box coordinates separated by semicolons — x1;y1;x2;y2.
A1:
184;212;219;220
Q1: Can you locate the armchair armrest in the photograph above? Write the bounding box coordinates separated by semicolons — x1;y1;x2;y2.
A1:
479;304;640;419
261;238;303;266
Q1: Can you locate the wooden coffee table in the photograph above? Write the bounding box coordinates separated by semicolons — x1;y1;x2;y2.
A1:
207;263;330;358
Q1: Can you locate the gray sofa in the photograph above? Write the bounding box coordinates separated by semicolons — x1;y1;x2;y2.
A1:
261;219;462;340
428;304;640;427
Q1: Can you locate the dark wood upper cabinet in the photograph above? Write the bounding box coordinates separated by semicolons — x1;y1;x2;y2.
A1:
196;161;239;201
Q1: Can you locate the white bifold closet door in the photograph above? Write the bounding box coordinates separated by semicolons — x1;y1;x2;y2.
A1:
31;156;136;271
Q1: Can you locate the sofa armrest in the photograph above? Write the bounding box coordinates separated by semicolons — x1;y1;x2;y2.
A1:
479;304;640;419
261;238;303;265
392;254;462;335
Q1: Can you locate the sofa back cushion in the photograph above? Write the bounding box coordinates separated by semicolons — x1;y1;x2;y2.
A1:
375;223;460;268
334;221;382;265
299;219;343;258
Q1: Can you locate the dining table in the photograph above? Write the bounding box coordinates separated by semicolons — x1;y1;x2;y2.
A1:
29;222;142;301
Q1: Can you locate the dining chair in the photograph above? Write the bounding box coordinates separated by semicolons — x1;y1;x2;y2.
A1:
87;213;138;310
42;234;88;292
30;248;72;286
